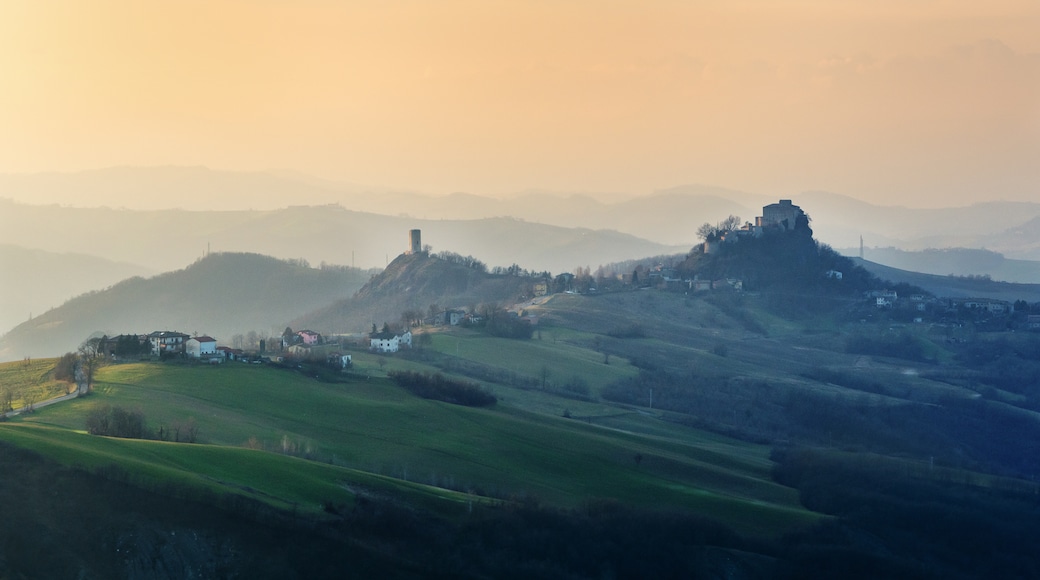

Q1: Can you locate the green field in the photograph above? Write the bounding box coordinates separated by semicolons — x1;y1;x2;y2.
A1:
1;359;819;537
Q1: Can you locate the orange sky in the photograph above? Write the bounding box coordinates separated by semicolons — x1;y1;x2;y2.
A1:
1;1;1037;206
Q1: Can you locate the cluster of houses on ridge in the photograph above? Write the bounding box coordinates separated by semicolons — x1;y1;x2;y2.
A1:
96;324;428;367
96;329;356;369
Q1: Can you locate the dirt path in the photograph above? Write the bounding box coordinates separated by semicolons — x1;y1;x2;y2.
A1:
2;390;80;419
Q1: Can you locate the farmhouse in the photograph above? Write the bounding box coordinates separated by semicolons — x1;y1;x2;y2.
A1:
216;346;244;361
148;331;190;356
370;331;412;353
296;330;321;345
186;336;218;358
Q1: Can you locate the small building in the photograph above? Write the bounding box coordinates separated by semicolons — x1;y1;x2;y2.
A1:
185;336;217;358
447;310;465;326
288;344;311;357
959;299;1010;314
370;331;412;353
872;290;898;301
1027;315;1040;330
216;346;244;361
825;270;843;280
328;352;352;369
690;279;713;292
296;330;321;345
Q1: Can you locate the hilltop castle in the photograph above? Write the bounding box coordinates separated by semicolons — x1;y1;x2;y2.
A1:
757;199;806;232
704;199;810;254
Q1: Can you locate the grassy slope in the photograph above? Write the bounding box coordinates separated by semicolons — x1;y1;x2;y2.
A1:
3;361;817;537
0;357;70;410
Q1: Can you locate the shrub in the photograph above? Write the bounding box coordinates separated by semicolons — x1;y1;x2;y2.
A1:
85;405;146;439
388;370;497;407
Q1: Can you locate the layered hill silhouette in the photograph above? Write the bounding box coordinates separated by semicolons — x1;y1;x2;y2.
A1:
5;166;1040;263
0;253;373;362
0;198;686;276
0;244;154;334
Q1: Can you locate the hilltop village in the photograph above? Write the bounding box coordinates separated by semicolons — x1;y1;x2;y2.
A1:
72;199;1040;372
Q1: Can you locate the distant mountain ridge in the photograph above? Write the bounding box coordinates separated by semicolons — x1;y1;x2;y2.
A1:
5;167;1040;256
0;244;154;334
0;199;686;276
0;253;374;362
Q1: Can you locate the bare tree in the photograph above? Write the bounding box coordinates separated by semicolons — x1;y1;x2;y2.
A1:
77;338;103;394
697;215;743;241
401;309;421;328
21;389;39;413
1;386;14;414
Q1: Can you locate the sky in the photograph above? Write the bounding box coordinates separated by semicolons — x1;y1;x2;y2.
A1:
0;0;1037;207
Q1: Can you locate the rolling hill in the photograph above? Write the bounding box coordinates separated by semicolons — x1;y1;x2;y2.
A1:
291;251;531;334
852;257;1040;302
841;247;1040;284
0;252;375;362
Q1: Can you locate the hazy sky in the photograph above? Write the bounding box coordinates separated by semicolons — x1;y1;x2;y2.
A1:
1;1;1037;207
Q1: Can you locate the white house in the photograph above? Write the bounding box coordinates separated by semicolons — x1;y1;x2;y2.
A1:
186;336;217;358
370;331;412;353
148;331;190;356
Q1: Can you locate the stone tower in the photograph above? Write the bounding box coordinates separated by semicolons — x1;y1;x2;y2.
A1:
409;229;422;254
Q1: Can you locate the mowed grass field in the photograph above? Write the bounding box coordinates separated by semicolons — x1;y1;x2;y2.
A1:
3;360;820;537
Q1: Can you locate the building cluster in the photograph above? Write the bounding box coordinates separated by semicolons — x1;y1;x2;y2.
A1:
704;199;810;255
95;328;354;369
